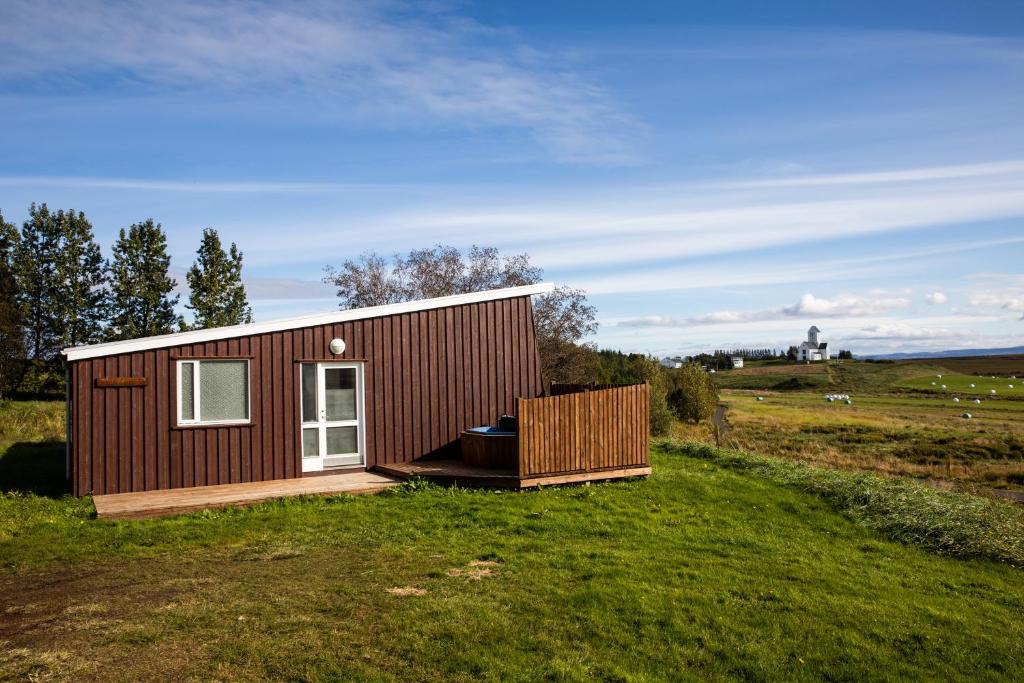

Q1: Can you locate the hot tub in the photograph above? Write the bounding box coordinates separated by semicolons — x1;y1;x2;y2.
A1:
462;426;517;470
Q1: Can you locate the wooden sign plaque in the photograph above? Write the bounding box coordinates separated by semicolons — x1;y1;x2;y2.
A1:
95;376;148;388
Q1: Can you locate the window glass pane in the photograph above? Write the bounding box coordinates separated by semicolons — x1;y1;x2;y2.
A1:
301;363;317;423
302;428;319;458
199;360;249;422
326;426;357;455
324;368;356;421
180;363;195;421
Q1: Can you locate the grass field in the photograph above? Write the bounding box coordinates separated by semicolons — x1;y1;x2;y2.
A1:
711;362;831;391
2;432;1024;680
897;371;1023;396
701;361;1024;490
905;354;1024;376
3;370;1024;680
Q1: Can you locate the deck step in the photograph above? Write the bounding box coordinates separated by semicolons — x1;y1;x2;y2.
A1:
92;471;402;520
374;459;651;489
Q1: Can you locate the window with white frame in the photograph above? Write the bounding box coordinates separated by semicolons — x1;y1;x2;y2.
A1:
177;360;250;425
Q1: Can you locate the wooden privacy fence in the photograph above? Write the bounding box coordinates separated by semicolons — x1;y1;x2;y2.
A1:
516;383;649;477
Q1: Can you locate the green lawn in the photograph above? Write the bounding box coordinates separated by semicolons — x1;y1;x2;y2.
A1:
2;433;1024;679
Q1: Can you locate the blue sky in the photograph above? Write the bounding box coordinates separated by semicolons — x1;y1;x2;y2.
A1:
1;0;1022;356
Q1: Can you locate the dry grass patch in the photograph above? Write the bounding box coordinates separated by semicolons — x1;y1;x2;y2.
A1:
447;558;503;580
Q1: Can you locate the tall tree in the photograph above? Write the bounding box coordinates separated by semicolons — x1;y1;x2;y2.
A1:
323;243;544;308
51;209;108;348
107;220;182;339
185;228;253;329
531;285;598;385
0;211;25;395
12;204;109;357
13;203;61;360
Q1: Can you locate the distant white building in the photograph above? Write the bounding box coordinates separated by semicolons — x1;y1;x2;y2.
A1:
797;326;830;362
660;356;684;369
731;356;744;369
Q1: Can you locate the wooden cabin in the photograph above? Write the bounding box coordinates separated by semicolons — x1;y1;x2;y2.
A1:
62;283;650;498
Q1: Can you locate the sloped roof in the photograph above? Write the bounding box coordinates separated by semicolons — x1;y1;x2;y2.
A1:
63;282;554;362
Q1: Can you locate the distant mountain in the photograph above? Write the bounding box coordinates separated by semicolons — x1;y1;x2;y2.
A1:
864;346;1024;360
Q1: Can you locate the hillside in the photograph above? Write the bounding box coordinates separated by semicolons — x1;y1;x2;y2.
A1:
867;346;1024;361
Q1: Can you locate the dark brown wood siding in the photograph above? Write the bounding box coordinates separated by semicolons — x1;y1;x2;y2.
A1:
69;295;543;495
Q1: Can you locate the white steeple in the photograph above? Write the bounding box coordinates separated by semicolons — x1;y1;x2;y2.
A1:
807;326;820;346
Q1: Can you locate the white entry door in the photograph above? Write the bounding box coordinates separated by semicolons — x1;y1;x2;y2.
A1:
301;362;365;472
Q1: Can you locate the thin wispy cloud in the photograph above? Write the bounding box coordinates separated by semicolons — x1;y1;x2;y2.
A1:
619;293;912;328
722;160;1024;189
376;168;1024;270
848;323;970;341
0;176;412;194
0;0;642;162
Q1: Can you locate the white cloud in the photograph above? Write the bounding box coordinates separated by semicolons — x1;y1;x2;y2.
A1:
723;160;1024;189
847;323;969;340
970;289;1024;318
4;162;1024;280
673;293;912;327
0;176;405;194
614;315;685;328
782;293;911;317
390;179;1024;270
0;0;641;162
925;291;949;305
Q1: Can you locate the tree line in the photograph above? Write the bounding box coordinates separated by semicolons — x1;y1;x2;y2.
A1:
0;204;252;395
687;346;855;366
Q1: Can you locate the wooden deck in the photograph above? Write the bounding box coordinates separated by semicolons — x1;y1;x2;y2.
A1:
375;459;651;489
92;470;403;520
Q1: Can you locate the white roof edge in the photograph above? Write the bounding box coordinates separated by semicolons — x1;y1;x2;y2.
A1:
63;282;555;362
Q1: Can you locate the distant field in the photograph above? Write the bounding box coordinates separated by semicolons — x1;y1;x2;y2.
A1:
898;371;1023;397
905;354;1024;376
712;362;830;390
699;359;1024;491
710;359;1016;396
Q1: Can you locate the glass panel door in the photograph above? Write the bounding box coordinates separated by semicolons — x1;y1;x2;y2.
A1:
302;362;363;472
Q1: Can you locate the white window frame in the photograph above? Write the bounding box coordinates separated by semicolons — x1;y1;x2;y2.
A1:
176;359;252;427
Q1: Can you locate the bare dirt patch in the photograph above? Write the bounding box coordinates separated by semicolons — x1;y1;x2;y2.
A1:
0;565;179;647
386;587;428;596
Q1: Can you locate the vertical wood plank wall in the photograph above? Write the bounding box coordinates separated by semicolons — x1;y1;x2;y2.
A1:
70;295;543;495
515;384;650;477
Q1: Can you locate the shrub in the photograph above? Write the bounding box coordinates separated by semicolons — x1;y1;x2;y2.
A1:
666;362;718;423
592;352;676;436
625;355;674;436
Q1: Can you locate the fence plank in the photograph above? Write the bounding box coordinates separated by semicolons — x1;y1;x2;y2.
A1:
516;384;649;476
